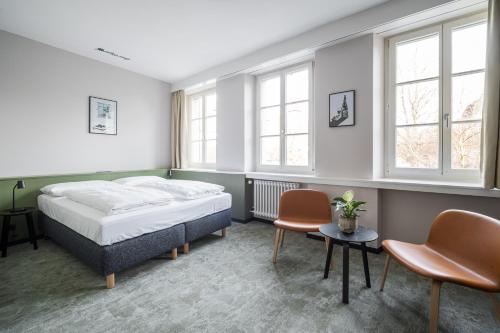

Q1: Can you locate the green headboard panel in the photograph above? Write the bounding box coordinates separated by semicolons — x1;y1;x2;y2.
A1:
170;170;252;221
0;169;168;211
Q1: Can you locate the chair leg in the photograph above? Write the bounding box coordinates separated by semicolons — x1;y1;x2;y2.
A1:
430;279;442;333
379;255;391;291
279;230;285;248
106;274;115;289
221;228;227;237
183;243;189;254
491;294;500;321
272;228;282;263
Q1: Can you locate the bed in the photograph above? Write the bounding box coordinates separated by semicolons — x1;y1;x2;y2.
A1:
37;180;232;288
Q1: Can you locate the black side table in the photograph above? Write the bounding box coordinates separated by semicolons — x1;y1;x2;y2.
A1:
0;207;38;257
320;224;378;304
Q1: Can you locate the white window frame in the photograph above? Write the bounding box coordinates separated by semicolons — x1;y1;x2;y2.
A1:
256;62;314;173
385;13;486;182
187;89;216;169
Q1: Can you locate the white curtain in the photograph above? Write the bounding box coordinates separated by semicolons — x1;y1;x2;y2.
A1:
170;90;186;169
482;0;500;189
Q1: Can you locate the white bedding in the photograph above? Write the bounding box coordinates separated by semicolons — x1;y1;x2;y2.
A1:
63;186;173;215
114;177;224;200
38;192;231;246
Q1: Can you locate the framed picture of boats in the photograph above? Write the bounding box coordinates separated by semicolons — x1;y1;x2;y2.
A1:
329;90;355;127
89;96;117;135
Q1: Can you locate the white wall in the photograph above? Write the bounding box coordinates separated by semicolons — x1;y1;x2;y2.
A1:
216;74;254;172
314;34;374;179
0;30;171;177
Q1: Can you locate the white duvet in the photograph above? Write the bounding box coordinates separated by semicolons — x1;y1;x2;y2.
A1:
63;186;174;215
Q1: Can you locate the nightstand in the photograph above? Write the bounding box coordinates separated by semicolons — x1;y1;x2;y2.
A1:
0;207;38;257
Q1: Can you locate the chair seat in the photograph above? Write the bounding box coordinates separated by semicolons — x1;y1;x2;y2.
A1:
383;240;498;292
274;219;330;232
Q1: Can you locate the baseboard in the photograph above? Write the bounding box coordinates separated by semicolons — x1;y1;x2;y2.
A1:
231;218;253;224
306;232;383;254
253;217;273;224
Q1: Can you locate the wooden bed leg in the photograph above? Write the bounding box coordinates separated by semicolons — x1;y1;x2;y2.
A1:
183;243;189;254
171;247;178;260
106;274;115;289
221;228;227;238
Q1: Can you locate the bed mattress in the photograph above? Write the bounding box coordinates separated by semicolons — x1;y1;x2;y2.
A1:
38;192;231;246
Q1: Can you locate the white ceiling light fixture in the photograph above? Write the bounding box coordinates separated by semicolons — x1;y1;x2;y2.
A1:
95;47;130;61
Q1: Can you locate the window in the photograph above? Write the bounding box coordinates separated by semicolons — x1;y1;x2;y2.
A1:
188;89;216;168
256;63;313;172
386;14;486;181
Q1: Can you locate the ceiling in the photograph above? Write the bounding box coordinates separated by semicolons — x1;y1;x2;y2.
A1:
0;0;388;83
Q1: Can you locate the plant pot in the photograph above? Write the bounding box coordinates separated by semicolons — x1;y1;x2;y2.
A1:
338;216;358;233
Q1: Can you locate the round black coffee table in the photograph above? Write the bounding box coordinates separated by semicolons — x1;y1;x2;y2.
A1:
320;223;378;304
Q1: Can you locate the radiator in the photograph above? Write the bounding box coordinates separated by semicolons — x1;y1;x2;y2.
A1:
253;180;299;220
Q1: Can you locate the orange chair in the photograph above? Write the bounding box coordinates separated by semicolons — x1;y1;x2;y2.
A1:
380;210;500;333
272;189;332;263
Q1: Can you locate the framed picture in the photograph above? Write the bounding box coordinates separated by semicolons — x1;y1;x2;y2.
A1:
329;90;355;127
89;96;117;135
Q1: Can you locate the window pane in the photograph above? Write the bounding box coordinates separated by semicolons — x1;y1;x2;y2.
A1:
451;122;481;169
191;141;202;163
191;119;202;141
206;116;216;140
261;136;280;165
286;134;308;166
396;80;439;125
286;68;308;103
260;76;280;107
452;72;484;121
205;140;216;164
396;125;439;168
260;106;280;136
286;102;308;134
191;96;202;119
452;22;486;74
206;93;216;116
396;34;439;83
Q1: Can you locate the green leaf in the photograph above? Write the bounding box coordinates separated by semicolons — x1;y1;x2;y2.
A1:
350;201;366;210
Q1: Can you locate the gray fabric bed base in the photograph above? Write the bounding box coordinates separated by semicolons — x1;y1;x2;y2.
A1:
39;208;232;276
185;209;232;242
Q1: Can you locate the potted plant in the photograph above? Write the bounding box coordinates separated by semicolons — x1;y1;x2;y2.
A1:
333;190;366;233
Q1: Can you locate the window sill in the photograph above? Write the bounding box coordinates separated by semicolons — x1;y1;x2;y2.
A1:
245;172;499;198
171;168;246;175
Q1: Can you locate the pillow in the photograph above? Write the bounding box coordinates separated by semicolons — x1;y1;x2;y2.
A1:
40;180;121;196
113;176;224;200
146;179;224;200
113;176;166;186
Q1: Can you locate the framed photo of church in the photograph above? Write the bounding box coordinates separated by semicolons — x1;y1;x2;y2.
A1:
329;90;355;127
89;96;117;135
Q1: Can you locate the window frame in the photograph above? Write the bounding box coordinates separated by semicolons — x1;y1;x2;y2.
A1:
256;62;314;173
385;13;486;182
187;88;216;169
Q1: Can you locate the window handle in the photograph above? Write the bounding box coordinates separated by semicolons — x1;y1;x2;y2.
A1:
444;113;450;128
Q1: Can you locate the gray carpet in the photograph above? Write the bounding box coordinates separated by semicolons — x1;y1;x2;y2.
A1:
0;221;498;333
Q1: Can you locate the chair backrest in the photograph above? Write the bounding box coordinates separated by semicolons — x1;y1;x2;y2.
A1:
426;209;500;286
278;189;332;223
